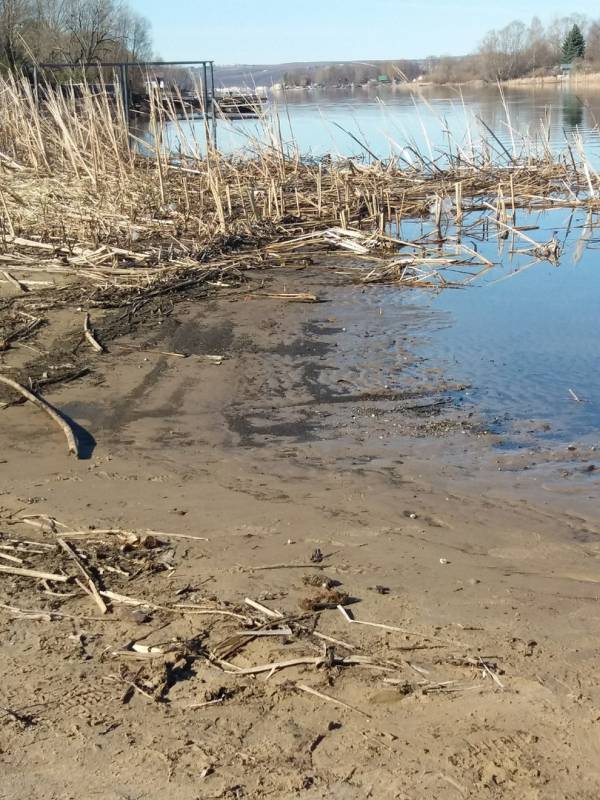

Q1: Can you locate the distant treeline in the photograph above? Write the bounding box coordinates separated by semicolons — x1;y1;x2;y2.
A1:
0;0;152;70
430;15;598;83
282;60;423;88
283;14;600;87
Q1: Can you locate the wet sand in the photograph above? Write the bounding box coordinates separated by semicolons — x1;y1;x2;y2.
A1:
2;268;600;799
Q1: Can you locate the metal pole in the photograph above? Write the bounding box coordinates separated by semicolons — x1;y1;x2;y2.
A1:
202;62;210;148
210;62;217;149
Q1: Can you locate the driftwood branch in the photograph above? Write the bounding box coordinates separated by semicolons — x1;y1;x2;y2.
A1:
0;375;79;457
83;312;104;353
56;537;108;614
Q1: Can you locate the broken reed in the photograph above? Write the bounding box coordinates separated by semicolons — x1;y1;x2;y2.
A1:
0;72;598;265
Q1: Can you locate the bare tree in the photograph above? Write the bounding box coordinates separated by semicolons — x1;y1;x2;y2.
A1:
0;0;153;69
0;0;30;69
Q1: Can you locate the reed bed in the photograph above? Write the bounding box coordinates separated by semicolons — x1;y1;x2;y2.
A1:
0;72;597;290
0;73;598;448
0;76;595;349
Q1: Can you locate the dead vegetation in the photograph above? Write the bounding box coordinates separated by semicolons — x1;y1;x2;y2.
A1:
0;72;599;451
0;510;509;724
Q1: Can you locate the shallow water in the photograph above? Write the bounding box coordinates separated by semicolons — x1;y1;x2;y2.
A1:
160;85;600;448
398;207;600;446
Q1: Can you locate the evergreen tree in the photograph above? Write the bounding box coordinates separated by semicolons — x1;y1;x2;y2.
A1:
562;24;586;63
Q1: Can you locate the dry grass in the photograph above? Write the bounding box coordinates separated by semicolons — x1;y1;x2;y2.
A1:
0;73;598;436
0;73;597;314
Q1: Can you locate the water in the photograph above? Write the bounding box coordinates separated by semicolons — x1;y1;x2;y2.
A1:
164;85;600;447
402;207;600;445
164;84;600;166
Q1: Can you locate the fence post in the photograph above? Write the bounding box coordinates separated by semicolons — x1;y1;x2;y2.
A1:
210;61;217;149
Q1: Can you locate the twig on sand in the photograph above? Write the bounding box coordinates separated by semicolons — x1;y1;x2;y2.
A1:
479;656;505;690
244;598;284;619
242;563;328;572
56;537;108;614
83;312;105;353
0;375;79;457
250;292;320;303
313;631;356;649
216;656;325;676
296;683;372;719
2;271;28;293
0;602;113;623
337;604;424;637
0;564;68;582
185;697;226;710
60;528;209;543
216;654;396;677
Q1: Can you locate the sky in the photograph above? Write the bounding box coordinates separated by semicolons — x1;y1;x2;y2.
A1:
130;1;600;64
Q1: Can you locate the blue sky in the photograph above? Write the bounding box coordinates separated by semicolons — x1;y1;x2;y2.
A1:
130;1;600;64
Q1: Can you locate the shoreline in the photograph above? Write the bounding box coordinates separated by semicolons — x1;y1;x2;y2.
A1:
2;266;600;798
274;71;600;92
1;77;600;798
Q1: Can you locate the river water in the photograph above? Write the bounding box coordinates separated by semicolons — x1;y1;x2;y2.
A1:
167;85;600;449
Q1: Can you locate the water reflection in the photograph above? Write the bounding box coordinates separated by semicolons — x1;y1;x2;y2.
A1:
147;84;600;166
394;205;600;444
562;93;584;130
135;86;600;446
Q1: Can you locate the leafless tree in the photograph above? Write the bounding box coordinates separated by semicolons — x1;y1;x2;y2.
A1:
0;0;152;69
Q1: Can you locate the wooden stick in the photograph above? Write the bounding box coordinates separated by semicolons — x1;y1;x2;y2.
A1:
243;563;327;572
244;598;284;619
83;312;104;353
60;528;209;542
217;656;325;675
337;605;424;637
296;683;372;719
0;564;68;582
0;375;79;457
2;271;28;293
0;602;113;623
56;537;108;614
0;552;24;564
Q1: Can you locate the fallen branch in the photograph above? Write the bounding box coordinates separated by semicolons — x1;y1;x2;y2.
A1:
0;375;79;457
56;537;108;614
83;312;105;353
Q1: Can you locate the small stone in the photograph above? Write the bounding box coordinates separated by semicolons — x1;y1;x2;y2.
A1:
439;558;450;566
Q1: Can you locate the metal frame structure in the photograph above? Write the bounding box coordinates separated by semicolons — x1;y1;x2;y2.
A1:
30;60;217;146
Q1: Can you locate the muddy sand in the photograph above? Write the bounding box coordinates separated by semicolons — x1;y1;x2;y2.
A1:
1;268;600;800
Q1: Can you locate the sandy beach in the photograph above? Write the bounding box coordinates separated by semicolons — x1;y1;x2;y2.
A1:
2;266;600;799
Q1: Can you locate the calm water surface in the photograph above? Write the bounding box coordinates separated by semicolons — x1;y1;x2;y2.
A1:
170;84;600;164
167;86;600;447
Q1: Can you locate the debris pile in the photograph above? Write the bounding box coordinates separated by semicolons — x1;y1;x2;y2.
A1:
0;512;507;721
